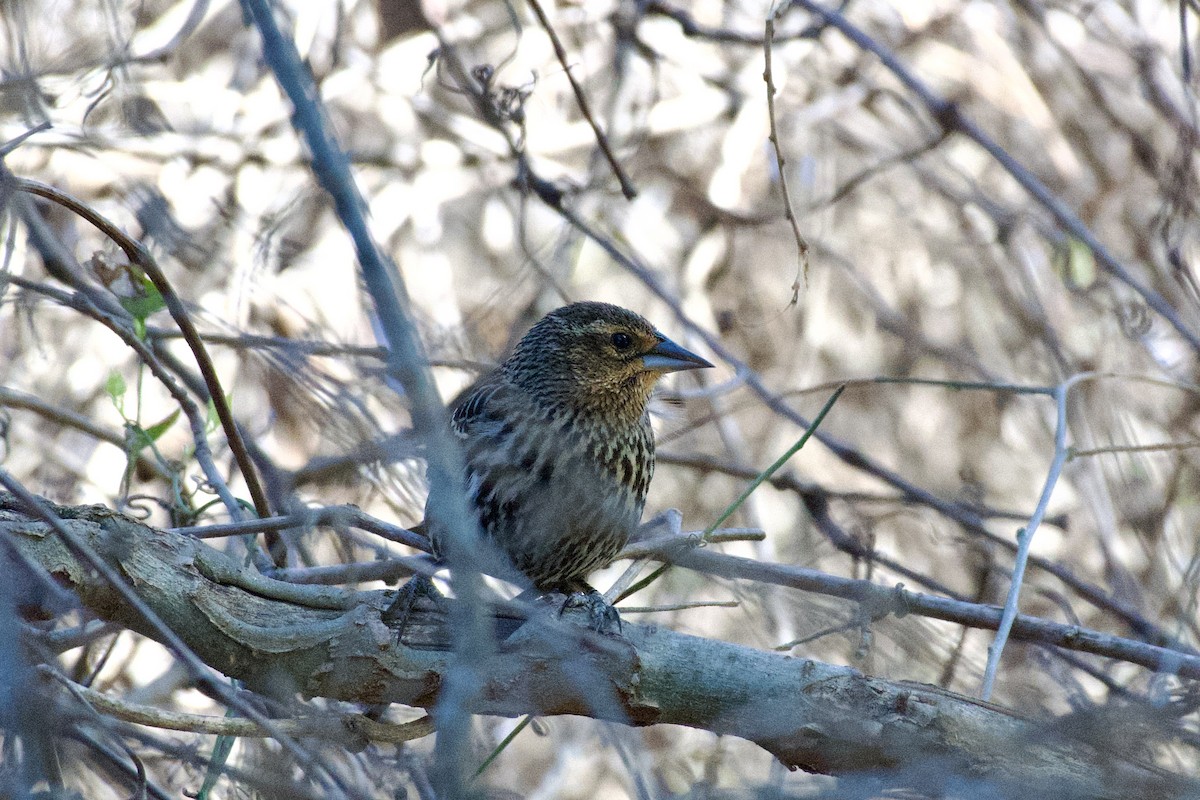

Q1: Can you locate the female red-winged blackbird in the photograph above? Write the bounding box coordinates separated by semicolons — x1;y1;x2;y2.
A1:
400;301;712;628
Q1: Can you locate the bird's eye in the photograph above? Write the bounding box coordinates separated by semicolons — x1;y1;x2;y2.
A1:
611;332;634;350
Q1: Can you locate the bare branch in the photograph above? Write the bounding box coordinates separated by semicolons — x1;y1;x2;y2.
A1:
4;494;1196;798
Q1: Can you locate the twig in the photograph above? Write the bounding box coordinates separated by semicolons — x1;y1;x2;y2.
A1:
619;600;739;613
605;522;762;602
241;2;491;792
1071;440;1200;458
616;526;765;559
646;0;829;45
267;558;433;586
775;614;866;650
0;121;51;157
665;546;1200;679
22;620;121;654
791;0;1200;354
982;373;1092;700
170;506;430;552
530;179;1188;650
41;666;434;743
811;133;948;210
130;0;212;63
41;663;168;800
0;477;339;791
525;0;638;199
615;386;843;602
659;450;1059;526
0;384;170;480
763;8;810;302
67;727;172;800
12;178;273;530
0;268;242;524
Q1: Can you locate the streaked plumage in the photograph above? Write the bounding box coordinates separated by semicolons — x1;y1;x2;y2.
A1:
429;301;712;592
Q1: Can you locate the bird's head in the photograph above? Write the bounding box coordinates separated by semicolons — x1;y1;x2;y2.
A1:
504;301;713;423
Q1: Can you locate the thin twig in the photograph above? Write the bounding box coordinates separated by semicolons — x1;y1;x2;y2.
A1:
763;10;810;302
664;546;1200;679
646;0;828;45
130;0;211;63
41;664;163;798
791;0;1200;354
170;506;430;552
41;666;434;742
619;600;739;613
982;373;1093;700
1071;440;1200;458
22;620;121;654
0;267;242;524
532;200;1185;648
525;0;638;199
616;526;765;559
0;384;172;480
267;558;432;586
0;479;339;791
0;120;51;157
242;2;490;793
12;178;273;530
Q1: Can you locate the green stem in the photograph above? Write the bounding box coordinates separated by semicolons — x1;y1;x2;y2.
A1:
473;715;534;779
617;384;845;603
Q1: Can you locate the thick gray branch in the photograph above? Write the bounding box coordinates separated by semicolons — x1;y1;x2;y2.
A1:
2;495;1190;799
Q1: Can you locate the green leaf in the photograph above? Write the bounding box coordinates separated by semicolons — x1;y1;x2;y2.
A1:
197;727;237;800
125;423;154;455
1056;237;1096;288
205;397;221;434
144;408;180;443
105;371;127;415
119;277;166;322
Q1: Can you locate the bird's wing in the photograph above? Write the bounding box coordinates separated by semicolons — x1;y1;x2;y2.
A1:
448;372;513;439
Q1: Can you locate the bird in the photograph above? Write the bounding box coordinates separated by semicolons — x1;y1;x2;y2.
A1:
391;301;712;631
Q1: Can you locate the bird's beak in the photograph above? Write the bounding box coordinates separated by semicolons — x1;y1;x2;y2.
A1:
642;336;714;373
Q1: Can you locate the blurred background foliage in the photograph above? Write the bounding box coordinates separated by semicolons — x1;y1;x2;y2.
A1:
1;0;1199;796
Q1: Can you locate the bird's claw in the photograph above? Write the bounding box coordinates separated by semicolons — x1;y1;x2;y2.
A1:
382;575;444;642
559;590;622;635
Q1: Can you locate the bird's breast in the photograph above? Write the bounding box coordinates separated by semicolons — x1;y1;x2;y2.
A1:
434;385;656;587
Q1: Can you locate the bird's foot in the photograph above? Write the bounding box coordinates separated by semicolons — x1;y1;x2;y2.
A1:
382;574;445;641
559;589;622;635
